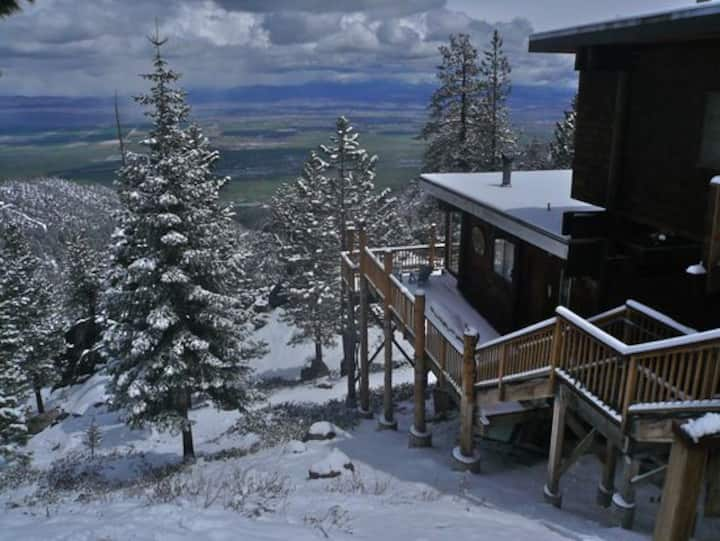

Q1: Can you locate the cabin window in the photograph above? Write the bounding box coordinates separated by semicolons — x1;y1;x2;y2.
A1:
493;238;515;282
447;210;462;276
700;92;720;168
471;226;486;256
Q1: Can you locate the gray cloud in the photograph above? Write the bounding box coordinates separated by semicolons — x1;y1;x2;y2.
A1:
0;0;578;96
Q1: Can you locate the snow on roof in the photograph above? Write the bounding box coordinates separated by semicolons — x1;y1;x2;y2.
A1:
530;2;720;53
420;170;603;260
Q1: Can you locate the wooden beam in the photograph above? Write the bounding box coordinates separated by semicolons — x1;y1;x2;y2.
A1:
545;387;567;508
654;427;708;541
358;224;371;418
410;292;431;448
705;449;720;518
705;181;720;294
560;428;597;478
379;250;397;431
615;454;640;530
452;329;481;473
598;439;618;508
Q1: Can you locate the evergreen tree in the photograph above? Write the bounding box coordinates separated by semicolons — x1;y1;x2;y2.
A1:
518;138;550;171
64;232;103;322
0;225;61;415
420;34;485;173
477;30;517;171
272;152;337;379
0;0;33;19
550;95;577;169
273;117;408;403
102;33;264;462
0;227;30;461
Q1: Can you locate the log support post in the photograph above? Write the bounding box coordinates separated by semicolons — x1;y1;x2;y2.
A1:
452;328;481;473
434;338;450;418
613;454;640;530
653;425;714;541
705;449;720;518
544;385;567;508
597;439;618;508
357;224;372;419
409;291;431;447
378;249;397;431
443;210;452;270
428;222;437;270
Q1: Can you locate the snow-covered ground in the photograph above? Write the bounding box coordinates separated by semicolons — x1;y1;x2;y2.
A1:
2;309;718;540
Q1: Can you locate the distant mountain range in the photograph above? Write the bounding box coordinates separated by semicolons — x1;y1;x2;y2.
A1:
0;80;576;134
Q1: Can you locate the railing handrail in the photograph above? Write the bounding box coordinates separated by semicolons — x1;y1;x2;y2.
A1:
625;299;697;336
340;252;358;270
368;243;446;253
556;306;720;357
389;274;415;303
476;316;557;352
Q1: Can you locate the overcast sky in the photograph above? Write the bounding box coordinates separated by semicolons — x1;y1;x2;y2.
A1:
0;0;707;96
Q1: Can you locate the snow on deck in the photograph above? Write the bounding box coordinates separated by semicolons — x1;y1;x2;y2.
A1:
404;272;499;350
423;170;601;239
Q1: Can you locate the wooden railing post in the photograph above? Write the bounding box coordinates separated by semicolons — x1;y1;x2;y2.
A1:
621;356;638;431
452;328;481;473
357;224;372;418
410;291;431;447
346;225;356;253
428;222;437;269
378;249;397;430
549;318;564;391
498;343;507;401
435;337;449;418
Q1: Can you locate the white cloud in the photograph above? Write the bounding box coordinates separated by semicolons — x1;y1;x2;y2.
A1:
0;0;578;96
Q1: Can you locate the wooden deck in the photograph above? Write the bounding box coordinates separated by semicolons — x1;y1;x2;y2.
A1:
341;241;720;535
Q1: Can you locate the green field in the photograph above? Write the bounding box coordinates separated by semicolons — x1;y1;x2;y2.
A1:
0;112;425;202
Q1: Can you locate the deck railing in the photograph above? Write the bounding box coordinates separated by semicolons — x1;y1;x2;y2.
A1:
343;242;720;429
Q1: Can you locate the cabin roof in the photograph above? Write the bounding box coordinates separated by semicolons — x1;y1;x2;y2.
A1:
420;170;603;260
529;3;720;53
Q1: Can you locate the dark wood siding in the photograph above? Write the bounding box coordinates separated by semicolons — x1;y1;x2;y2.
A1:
572;41;720;240
457;212;566;334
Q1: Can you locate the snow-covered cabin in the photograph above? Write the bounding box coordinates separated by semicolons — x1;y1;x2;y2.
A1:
424;2;720;333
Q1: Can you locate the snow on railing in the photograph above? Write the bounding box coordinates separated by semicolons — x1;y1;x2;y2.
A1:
625;299;697;336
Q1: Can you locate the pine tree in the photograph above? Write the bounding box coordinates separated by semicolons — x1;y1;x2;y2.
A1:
64;233;103;322
102;32;264;462
0;225;60;415
550;95;577;169
272;152;337;379
477;30;517;171
0;227;30;462
420;34;485;173
518;138;550;171
273;117;408;403
83;416;102;459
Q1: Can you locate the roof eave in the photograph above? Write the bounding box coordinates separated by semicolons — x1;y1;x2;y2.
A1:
529;4;720;54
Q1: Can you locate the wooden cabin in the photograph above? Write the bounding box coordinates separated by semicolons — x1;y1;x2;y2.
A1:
425;2;720;334
342;5;720;539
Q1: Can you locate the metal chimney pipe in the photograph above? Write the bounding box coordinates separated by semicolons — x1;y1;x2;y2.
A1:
501;154;513;187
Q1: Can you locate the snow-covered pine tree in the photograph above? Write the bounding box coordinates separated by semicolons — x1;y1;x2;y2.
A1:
0;225;60;415
272;152;337;379
518;138;550;171
102;33;264;461
318;116;408;404
478;29;517;171
420;33;485;173
272;117;408;404
64;232;102;322
550;94;577;169
0;227;30;462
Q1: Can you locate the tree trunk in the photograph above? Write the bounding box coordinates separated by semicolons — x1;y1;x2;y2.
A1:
34;386;44;415
180;389;195;462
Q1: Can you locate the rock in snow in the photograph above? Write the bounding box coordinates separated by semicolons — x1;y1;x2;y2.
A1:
303;421;338;442
308;448;354;479
284;440;307;455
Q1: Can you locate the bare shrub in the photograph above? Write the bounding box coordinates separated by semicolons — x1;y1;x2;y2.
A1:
325;470;390;496
304;505;353;538
144;465;290;517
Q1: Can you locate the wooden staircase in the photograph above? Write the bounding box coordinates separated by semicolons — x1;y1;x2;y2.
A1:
342;241;720;533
